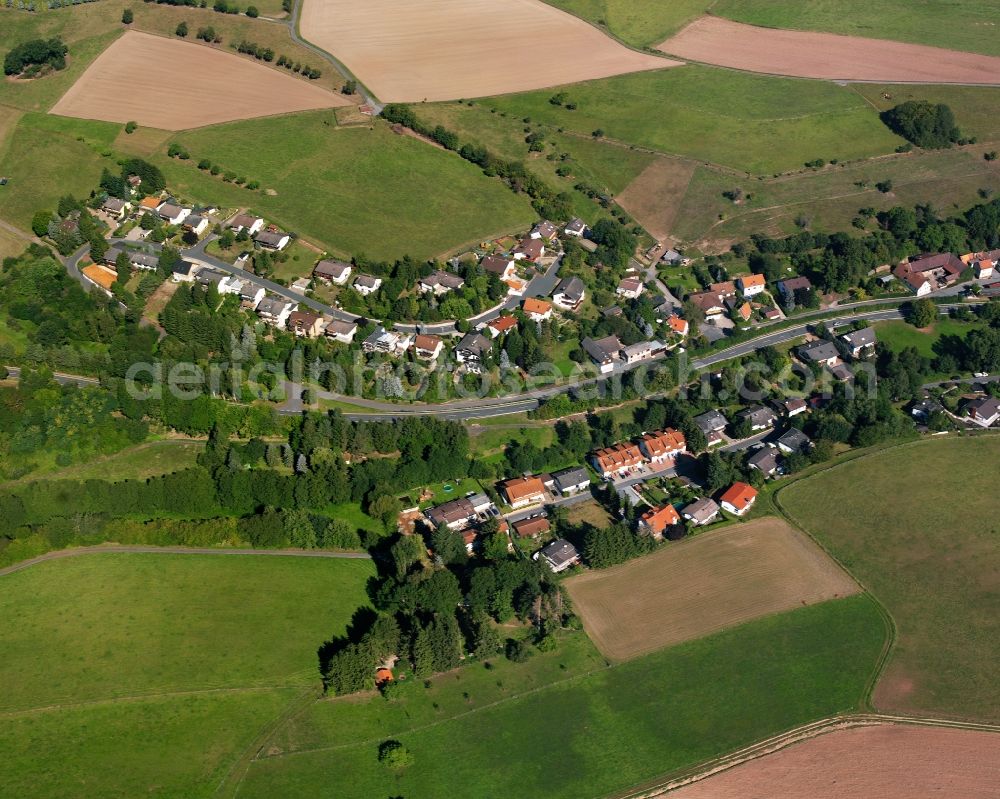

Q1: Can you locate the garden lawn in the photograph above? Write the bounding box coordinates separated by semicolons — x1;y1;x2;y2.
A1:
162;114;535;260
873;318;984;359
481;66;903;174
780;436;1000;722
713;0;1000;58
238;595;885;799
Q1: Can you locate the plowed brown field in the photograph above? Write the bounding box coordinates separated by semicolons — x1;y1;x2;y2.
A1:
659;17;1000;85
565;517;859;660
666;723;1000;798
299;0;678;102
50;31;350;130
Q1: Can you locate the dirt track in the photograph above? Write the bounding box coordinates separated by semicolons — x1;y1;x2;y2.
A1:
659;17;1000;85
299;0;677;102
664;723;1000;798
50;31;349;130
565;517;859;661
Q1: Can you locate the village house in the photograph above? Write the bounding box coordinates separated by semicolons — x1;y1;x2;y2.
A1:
694;409;728;447
780;398;808;418
138;196;161;214
514;515;550;540
639;504;681;541
638;428;686;464
362;327;412;355
797;339;840;368
961;249;999;279
425;493;495;531
101;197;130;219
710;280;737;298
485;315;518;338
419;270;465;295
737;273;766;298
530;221;559;241
661;249;690;266
590;441;644;479
414;334;444;361
582;335;622;373
197;268;242;295
551;466;590;495
747;446;781;478
552;276;586;311
776;427;811;454
353;274;383;296
563;218;587;238
157;202;191;226
894;253;963;294
255;296;295;329
287;311;325;338
454;332;492;371
622;340;659;365
538;539;580;573
777;276;812;302
324;319;358;344
840;327;877;359
616;277;644;300
737;405;778;432
171;260;199;282
682;497;720;526
480;255;516;281
226;213;264;236
688;291;727;319
910;397;944;423
499;475;547;509
183;214;209;237
522;297;552;322
965;396;1000;427
254;229;291;251
732;300;753;323
238;282;266;310
667;314;689;338
513;238;544;262
719;481;758;516
313;259;352;285
289;278;311;295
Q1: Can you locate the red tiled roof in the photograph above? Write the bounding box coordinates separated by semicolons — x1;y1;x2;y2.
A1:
720;481;757;511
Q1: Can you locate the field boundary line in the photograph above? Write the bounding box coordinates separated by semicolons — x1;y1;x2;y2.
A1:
0;544;370;577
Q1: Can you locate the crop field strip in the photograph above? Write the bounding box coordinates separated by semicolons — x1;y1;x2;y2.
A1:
564;516;860;661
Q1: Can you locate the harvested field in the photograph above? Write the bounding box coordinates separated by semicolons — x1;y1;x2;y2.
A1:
616;157;696;241
565;516;859;660
49;31;349;130
299;0;677;102
665;723;1000;798
659;17;1000;85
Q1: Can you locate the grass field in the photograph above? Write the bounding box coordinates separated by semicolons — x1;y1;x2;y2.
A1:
0;112;120;233
873;318;984;359
670;146;1000;250
480;67;904;175
238;595;885;799
544;0;711;48
1;440;203;486
780;436;1000;722
162;113;536;260
0;552;374;797
713;0;1000;58
565;517;860;660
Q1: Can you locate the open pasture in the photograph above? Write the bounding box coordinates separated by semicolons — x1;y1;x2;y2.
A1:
659;17;1000;85
615;156;696;241
50;31;348;130
564;516;860;661
298;0;676;102
781;436;1000;722
666;723;1000;799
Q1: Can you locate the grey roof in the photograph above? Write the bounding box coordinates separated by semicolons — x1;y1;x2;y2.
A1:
102;197;127;212
422;270;465;290
325;319;357;336
185;214;206;228
255;230;288;247
173;260;196;276
355;273;381;289
694;409;728;433
748;447;781;473
555;276;585;303
256;296;292;315
738;405;778;426
776;428;811;453
564;218;586;234
541;538;579;568
581;335;621;364
840;327;876;350
196;268;228;286
456;332;492;357
158;203;184;218
130;252;159;268
968;396;1000;418
910;398;943;418
682;497;720;523
314;259;351;278
798;339;840;363
552;466;590;492
829;362;854;381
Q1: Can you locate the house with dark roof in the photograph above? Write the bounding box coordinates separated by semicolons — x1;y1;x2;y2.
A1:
513;238;544;262
480;255;516;280
553;276;586;311
454;332;492;370
254;229;290;251
419;270;465;295
694;409;728;434
747;446;781;477
563;218;587;237
538;539;580;573
551;466;590;495
965;396;1000;427
776;427;811;454
839;327;877;359
736;405;778;432
581;335;622;373
797;339;840;368
313;259;352;285
530;220;558;241
777;275;812;301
